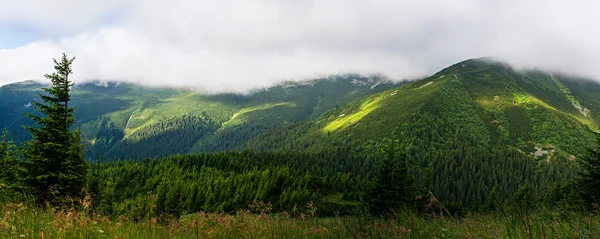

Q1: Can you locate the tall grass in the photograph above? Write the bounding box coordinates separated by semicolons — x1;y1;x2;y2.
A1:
1;191;598;238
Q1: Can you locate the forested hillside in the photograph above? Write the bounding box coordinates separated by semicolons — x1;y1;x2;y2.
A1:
3;59;600;211
0;76;397;160
238;58;600;211
4;0;600;236
3;57;600;238
249;58;598;158
4;59;599;165
37;58;599;216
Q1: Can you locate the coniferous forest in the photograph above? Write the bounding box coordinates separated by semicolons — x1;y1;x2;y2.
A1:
1;55;600;238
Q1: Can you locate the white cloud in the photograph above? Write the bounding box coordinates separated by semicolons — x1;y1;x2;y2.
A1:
0;0;599;93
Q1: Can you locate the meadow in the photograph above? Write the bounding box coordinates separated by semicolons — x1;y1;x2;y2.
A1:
2;197;598;239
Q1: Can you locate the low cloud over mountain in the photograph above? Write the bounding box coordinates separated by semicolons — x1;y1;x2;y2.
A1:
1;0;599;93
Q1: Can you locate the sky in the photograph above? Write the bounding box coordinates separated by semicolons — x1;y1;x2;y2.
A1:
0;0;599;93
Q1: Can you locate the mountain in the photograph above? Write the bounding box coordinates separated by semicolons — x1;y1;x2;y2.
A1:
0;75;398;160
250;58;598;158
3;58;600;210
242;58;600;208
2;58;600;164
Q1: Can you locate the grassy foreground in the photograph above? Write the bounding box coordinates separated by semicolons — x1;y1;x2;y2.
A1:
1;201;599;239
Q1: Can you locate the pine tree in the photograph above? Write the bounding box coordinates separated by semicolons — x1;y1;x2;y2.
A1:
577;131;600;207
23;53;88;204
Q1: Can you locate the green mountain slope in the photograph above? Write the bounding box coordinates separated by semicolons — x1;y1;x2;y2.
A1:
3;58;600;165
243;58;599;208
3;58;598;210
0;75;397;160
249;59;598;158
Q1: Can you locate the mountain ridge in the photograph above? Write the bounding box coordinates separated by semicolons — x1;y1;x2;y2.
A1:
247;58;598;159
1;58;599;162
0;74;399;160
2;58;596;208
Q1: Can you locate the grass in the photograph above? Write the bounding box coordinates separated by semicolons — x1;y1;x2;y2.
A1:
122;92;237;137
322;95;383;133
221;102;296;129
2;196;599;239
318;77;440;137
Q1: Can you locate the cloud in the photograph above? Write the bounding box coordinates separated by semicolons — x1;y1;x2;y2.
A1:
0;0;599;93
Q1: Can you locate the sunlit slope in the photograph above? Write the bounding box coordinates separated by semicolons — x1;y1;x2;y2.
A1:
3;58;598;161
0;76;396;160
454;59;596;155
248;59;598;158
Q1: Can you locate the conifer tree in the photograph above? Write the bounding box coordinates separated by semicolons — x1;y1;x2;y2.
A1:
577;131;600;207
24;53;88;204
0;129;6;160
368;138;412;215
485;186;499;211
0;128;23;189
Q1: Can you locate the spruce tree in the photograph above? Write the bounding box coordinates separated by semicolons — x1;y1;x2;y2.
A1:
368;138;412;215
0;128;23;189
577;131;600;207
0;129;5;160
485;186;499;211
24;53;88;204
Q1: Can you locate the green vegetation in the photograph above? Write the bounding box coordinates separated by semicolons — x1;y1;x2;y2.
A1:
3;59;599;163
22;54;88;204
367;138;414;215
1;198;599;239
0;129;23;189
3;57;600;237
0;75;397;160
86;151;371;218
248;59;597;158
577;131;600;206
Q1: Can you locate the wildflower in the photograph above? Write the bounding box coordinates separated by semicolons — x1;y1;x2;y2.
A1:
19;235;25;238
97;229;104;233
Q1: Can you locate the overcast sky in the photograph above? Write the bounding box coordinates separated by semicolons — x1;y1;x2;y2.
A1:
0;0;598;93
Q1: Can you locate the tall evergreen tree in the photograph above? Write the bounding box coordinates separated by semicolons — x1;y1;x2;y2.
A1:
0;129;6;160
24;53;88;204
368;138;413;215
0;128;23;189
577;131;600;207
